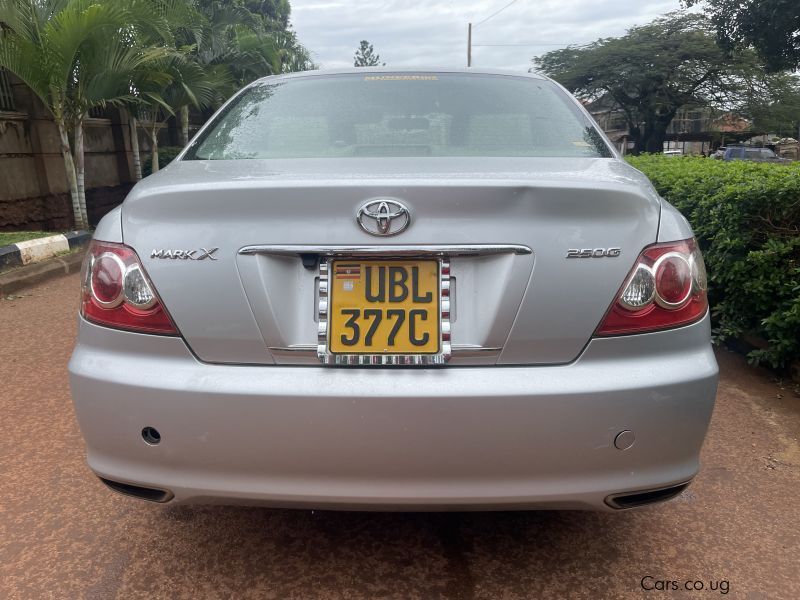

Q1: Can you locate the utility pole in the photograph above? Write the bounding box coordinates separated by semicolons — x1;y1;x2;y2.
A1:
467;22;472;67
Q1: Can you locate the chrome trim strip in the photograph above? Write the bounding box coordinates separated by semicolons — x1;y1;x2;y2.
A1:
441;258;452;362
269;345;318;353
269;343;501;357
450;344;502;355
318;260;329;360
239;244;532;257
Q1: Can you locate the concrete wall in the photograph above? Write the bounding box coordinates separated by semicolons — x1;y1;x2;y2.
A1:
0;71;174;231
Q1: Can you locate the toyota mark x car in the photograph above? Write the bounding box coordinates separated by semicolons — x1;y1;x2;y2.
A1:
69;68;719;510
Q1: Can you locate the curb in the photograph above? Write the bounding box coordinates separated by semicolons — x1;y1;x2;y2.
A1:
0;230;91;271
0;246;86;296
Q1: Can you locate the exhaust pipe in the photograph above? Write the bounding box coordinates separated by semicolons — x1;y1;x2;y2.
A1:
99;477;174;503
605;480;691;509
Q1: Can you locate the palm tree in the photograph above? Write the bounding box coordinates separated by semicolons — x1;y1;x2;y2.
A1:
178;0;265;145
124;58;173;180
176;1;315;145
131;0;314;161
273;29;317;73
1;0;315;206
117;0;195;179
131;48;229;173
121;0;238;163
70;25;168;217
0;0;166;228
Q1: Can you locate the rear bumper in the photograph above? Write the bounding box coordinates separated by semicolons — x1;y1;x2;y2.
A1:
68;316;718;511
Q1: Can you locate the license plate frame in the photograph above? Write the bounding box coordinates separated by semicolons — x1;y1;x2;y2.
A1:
318;257;451;365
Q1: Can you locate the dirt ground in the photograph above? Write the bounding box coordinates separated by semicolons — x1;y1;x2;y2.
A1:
1;273;799;599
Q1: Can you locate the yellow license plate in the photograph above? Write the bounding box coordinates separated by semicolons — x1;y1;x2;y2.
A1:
329;260;440;354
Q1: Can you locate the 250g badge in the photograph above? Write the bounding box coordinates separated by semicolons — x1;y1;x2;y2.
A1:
566;247;621;258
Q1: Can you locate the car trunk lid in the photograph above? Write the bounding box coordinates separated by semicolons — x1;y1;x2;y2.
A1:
121;156;661;366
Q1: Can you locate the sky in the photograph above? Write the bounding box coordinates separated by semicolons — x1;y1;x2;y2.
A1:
290;0;684;71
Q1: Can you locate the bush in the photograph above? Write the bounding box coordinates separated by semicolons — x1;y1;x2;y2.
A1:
142;146;183;177
626;155;800;370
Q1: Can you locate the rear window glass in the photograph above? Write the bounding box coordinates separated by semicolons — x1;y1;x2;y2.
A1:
185;73;611;160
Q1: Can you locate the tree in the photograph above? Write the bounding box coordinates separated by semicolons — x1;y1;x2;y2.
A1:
177;0;254;145
1;0;314;214
242;0;290;27
0;0;167;228
126;0;260;165
533;12;764;153
744;73;800;138
353;40;383;67
684;0;800;72
134;50;230;173
273;29;316;73
180;0;315;145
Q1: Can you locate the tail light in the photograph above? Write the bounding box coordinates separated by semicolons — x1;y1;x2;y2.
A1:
596;238;708;336
80;240;178;335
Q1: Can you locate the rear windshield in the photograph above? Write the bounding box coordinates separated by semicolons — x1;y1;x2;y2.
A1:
185;73;612;160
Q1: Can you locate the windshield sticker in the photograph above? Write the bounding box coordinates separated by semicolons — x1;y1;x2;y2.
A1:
364;75;439;81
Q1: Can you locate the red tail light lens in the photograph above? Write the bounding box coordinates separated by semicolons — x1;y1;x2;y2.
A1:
653;253;693;306
596;238;708;336
81;241;178;335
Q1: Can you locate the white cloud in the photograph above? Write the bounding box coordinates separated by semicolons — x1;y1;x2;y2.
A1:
290;0;682;71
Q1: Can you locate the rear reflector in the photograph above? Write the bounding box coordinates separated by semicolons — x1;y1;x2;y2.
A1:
81;240;178;335
596;238;708;336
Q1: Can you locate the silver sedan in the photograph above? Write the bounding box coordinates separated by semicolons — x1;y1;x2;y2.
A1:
69;68;718;510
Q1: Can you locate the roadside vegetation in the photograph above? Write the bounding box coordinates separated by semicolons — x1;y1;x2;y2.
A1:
627;154;800;370
0;0;314;230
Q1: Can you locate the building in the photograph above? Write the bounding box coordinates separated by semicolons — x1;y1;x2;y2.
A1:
586;96;754;155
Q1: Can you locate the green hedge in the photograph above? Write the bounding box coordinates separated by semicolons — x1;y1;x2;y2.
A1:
626;155;800;370
142;146;183;177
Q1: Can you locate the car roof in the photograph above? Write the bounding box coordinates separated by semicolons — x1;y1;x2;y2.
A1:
252;66;549;86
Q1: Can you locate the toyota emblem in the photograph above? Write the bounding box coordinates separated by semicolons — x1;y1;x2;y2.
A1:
356;199;411;236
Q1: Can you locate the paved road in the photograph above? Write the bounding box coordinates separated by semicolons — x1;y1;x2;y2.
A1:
1;273;799;599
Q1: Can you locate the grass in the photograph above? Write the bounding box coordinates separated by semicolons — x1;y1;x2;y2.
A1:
0;231;57;247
